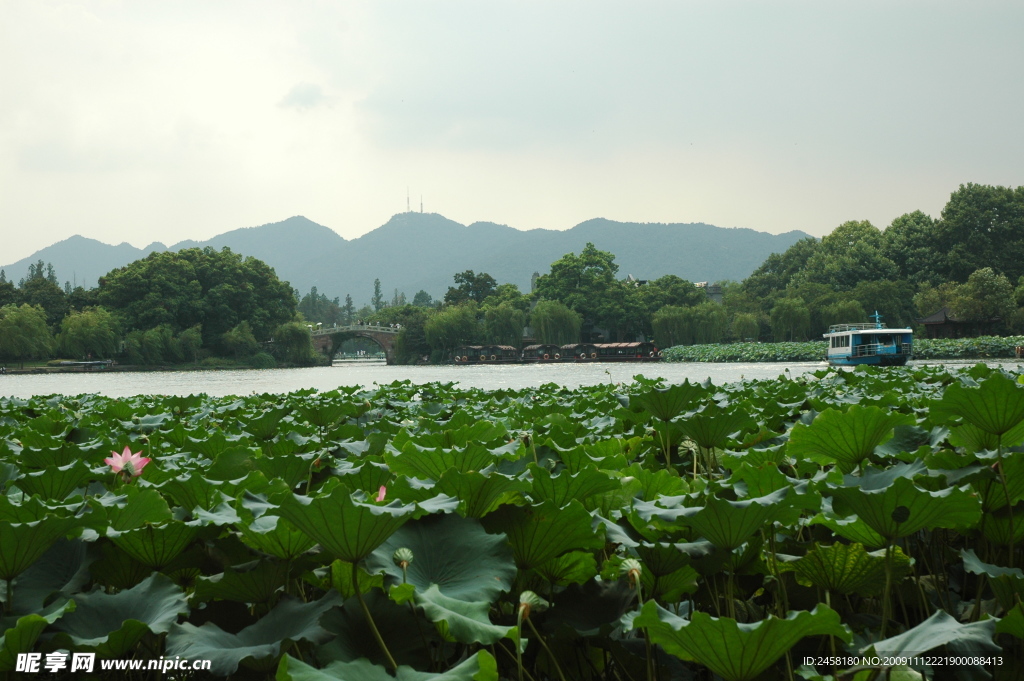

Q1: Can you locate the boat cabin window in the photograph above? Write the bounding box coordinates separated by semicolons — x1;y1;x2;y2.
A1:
831;335;850;348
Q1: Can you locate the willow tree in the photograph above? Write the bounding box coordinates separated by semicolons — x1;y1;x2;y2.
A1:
530;300;582;346
0;304;53;366
57;306;119;359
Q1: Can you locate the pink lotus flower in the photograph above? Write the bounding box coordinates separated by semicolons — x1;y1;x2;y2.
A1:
376;485;387;502
105;446;151;478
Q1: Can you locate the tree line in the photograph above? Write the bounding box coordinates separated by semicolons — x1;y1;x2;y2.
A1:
4;181;1022;368
0;248;313;368
315;182;1024;363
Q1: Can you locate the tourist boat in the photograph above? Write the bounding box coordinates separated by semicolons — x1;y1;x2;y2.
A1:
560;342;662;362
451;342;662;364
452;345;520;364
521;344;562;362
824;312;912;366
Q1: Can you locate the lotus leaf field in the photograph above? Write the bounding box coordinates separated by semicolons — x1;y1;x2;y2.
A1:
662;335;1024;363
2;365;1024;680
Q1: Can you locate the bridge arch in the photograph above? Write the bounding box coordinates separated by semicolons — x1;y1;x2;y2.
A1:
310;324;400;365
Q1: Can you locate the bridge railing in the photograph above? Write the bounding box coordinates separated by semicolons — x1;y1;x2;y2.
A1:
309;324;400;337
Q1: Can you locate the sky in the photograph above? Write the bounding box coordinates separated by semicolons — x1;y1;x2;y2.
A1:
2;1;1023;266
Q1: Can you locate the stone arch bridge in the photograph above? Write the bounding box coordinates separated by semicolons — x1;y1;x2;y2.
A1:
310;324;400;364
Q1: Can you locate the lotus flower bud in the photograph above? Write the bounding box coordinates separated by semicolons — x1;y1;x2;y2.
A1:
174;406;181;414
393;547;414;570
518;590;549;620
131;415;141;424
620;558;642;586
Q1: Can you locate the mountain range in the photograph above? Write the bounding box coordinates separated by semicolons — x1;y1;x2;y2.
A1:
1;213;812;304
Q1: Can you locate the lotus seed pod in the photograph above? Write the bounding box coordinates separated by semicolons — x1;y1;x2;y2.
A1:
131;415;141;424
393;547;414;568
620;558;642;585
518;590;549;619
174;406;181;414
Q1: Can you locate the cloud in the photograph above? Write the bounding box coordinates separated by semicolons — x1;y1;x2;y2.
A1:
278;83;328;111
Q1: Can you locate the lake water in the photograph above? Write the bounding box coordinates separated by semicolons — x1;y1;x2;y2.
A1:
2;358;1019;398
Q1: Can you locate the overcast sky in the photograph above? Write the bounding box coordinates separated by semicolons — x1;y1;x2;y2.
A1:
2;1;1022;266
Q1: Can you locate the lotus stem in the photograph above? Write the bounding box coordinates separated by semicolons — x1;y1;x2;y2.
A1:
352;561;398;670
995;435;1016;568
880;541;894;639
525;616;568;681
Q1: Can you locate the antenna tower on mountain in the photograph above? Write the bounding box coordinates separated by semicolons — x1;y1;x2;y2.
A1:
420;195;423;213
406;187;410;213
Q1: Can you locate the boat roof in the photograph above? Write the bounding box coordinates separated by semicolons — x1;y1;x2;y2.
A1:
824;325;913;335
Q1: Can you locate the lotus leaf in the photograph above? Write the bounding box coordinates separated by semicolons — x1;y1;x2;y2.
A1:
10;539;91;615
931;372;1024;442
15;460;93;500
317;591;439;668
237;514;316;561
366;514;515;602
413;585;514;645
666;488;789;550
828;477;981;540
194;560;290;604
481;500;603;570
533;551;598;586
0;515;79;582
631;381;706;422
677;401;757;452
860;609;999;658
385;443;499;481
790;543;910;596
528;465;619;508
51;573;188;657
0;603;75;672
277;487;415;563
277;650;497;681
634;601;850;681
960;549;1024;609
787;405;914;473
328;560;384;600
436;469;529;518
165;592;342;676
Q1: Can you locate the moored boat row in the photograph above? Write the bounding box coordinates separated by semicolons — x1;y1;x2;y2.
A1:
453;341;663;364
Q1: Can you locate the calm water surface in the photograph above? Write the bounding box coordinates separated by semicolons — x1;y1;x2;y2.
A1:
3;358;1020;398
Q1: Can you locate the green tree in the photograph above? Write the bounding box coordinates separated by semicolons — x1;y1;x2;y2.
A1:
484;303;525;346
444;270;498;306
770;297;811;341
792;220;898;291
731;312;761;342
652;306;691;348
933;183;1024;283
298;287;344;326
0;273;17;309
273;321;320;366
97;247;296;351
851;280;917;328
57;307;119;359
391;289;407;307
342;294;356;324
533;243;626;338
530;300;582;346
742;237;820;304
179;324;203;364
818;299;867;331
0;304;53;366
19;274;68;327
372;279;385;311
222;321;259;359
881;210;943;285
412;290;434;308
424;303;479;357
948;267;1016;326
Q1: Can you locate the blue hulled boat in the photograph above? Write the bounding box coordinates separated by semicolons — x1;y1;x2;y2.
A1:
824;312;912;366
